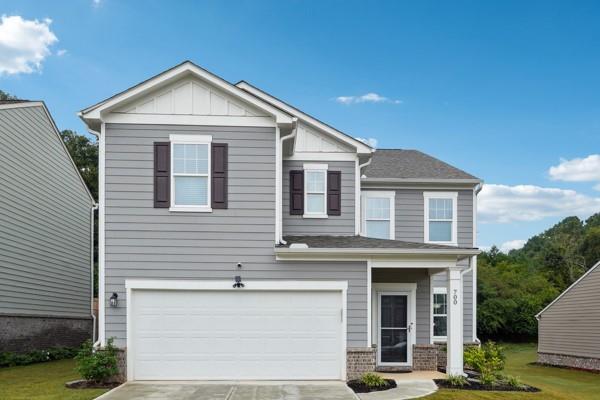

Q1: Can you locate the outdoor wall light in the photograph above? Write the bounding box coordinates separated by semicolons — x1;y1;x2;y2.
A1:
109;292;118;307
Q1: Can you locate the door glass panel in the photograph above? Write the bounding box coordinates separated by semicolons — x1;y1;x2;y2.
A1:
379;295;408;363
380;329;408;363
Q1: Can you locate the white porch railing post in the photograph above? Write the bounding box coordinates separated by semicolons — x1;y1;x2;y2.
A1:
447;266;464;375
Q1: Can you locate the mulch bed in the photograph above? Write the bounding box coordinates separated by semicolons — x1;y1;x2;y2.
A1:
65;379;121;389
435;379;541;392
347;378;397;393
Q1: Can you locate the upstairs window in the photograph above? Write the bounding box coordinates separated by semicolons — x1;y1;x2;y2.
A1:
361;191;395;240
304;164;328;218
170;135;211;212
424;192;457;245
432;287;448;340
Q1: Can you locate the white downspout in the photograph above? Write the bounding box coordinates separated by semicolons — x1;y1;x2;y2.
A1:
278;118;298;245
355;157;372;235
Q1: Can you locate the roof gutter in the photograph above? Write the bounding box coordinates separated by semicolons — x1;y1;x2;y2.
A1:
363;177;483;184
275;247;480;256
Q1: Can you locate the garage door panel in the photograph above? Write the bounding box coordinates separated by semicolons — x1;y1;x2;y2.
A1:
131;289;344;380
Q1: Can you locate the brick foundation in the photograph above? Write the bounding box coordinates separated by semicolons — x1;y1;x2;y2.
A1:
0;314;92;353
114;348;127;383
346;347;376;379
412;344;438;371
538;352;600;372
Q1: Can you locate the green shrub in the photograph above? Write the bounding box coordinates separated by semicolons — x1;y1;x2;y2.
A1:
447;374;469;387
360;372;386;388
0;347;78;368
505;375;524;388
75;338;119;382
480;372;498;385
464;341;505;379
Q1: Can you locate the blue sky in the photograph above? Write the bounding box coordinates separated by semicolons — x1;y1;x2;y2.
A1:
1;0;600;250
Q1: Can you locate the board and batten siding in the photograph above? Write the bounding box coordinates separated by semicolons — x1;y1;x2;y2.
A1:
363;188;475;342
104;124;368;348
0;105;92;318
282;160;355;236
538;265;600;359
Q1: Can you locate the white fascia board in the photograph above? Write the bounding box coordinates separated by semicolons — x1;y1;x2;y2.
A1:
284;152;358;161
79;61;293;125
0;101;44;110
125;279;348;291
236;81;373;154
535;260;600;319
102;113;277;127
275;247;480;257
362;178;483;185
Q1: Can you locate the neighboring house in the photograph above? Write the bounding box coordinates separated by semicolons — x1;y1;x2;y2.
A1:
536;260;600;372
0;100;96;353
79;61;481;381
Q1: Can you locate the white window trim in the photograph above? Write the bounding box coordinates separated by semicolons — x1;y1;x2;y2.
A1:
303;163;328;218
169;134;213;213
423;191;458;246
432;286;448;342
361;191;396;240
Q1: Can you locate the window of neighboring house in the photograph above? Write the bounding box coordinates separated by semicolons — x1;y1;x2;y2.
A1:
304;164;328;218
432;287;447;340
424;192;458;245
361;191;395;240
170;135;212;212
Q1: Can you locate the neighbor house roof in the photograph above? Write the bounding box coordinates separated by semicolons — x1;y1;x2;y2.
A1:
536;260;600;319
363;149;481;183
0;99;31;105
276;235;479;256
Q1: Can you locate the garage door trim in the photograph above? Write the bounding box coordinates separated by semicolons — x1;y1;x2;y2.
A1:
125;279;348;381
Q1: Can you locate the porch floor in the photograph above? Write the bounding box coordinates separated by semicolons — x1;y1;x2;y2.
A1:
378;370;446;381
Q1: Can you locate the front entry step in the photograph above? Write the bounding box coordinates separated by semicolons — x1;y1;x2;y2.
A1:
376;366;413;373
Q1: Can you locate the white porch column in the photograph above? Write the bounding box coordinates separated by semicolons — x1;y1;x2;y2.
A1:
446;266;464;375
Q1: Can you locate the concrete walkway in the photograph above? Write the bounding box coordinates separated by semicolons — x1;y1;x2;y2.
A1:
357;380;438;400
96;381;359;400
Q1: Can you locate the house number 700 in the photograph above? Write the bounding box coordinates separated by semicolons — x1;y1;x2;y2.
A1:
453;289;458;305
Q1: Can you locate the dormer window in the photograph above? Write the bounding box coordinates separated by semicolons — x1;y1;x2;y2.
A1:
361;191;395;240
423;192;458;245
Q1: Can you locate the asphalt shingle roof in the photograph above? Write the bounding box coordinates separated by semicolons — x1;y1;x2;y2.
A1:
364;149;480;181
280;235;477;251
0;100;30;105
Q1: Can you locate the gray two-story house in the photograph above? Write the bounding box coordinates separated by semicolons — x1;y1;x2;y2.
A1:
80;61;481;381
0;100;95;352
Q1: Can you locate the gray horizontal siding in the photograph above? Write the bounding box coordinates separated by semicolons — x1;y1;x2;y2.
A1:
283;160;355;235
104;124;368;348
538;266;600;359
0;106;92;318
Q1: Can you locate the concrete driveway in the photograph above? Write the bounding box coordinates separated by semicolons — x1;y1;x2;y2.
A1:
96;381;358;400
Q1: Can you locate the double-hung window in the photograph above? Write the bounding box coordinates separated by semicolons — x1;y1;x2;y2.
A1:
170;134;212;212
424;192;457;245
361;191;395;240
303;163;328;218
432;287;448;340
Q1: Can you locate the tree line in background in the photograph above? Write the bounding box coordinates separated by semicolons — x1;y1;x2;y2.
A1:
4;89;600;341
478;213;600;341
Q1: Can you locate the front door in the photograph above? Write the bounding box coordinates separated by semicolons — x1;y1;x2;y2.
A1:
377;292;412;366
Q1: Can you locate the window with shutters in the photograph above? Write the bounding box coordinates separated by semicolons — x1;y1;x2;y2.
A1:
303;163;328;218
361;191;395;239
169;134;212;212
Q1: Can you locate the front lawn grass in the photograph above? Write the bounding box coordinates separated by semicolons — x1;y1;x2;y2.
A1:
0;358;108;400
424;343;600;400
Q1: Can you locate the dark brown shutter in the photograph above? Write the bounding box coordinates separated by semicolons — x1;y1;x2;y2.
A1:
154;142;170;208
211;143;228;209
327;171;341;216
289;170;304;215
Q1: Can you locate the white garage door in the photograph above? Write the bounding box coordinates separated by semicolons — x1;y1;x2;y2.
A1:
130;288;344;380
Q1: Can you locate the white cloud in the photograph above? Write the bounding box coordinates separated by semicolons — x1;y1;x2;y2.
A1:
478;184;600;223
0;15;58;75
56;49;67;56
356;137;378;148
335;92;401;105
499;239;526;253
549;154;600;182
